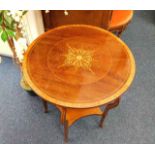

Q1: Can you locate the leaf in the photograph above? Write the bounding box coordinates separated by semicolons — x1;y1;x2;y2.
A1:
3;11;15;30
1;31;8;42
4;18;15;31
0;15;2;25
22;11;28;16
0;26;2;32
6;28;15;37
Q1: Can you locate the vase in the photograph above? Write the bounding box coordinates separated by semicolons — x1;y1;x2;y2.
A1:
20;73;36;96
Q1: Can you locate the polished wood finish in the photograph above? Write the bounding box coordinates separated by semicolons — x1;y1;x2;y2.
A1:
109;10;134;37
23;25;135;109
23;25;135;142
56;106;103;127
42;10;112;31
56;106;103;142
42;10;133;37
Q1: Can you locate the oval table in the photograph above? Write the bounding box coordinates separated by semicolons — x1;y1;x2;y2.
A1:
23;25;136;142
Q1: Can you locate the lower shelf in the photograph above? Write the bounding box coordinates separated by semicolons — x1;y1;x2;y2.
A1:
56;105;103;127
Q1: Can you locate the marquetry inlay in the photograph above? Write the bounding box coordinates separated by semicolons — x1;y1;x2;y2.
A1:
59;44;94;73
24;25;135;108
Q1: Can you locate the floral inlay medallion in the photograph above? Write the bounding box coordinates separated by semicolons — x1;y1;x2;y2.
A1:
59;44;94;73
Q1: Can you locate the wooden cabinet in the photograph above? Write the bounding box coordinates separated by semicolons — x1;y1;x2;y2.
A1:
42;10;112;31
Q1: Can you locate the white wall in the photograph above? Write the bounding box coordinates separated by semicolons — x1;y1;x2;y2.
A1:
0;10;44;57
24;10;44;43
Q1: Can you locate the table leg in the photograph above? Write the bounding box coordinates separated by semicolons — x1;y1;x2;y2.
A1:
56;106;102;142
41;99;48;113
63;108;69;143
99;97;120;128
117;24;127;37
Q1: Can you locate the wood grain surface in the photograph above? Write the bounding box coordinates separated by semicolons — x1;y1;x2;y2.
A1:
42;10;112;31
23;25;136;108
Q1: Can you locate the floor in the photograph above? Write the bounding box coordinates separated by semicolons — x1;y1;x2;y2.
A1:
0;11;155;144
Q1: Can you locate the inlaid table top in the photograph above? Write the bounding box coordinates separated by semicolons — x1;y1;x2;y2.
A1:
23;25;135;108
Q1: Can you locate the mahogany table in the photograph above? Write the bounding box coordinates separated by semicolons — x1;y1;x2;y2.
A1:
23;25;136;142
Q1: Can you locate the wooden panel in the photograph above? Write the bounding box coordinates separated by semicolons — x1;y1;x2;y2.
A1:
56;105;102;126
109;10;134;29
23;25;135;108
42;10;112;31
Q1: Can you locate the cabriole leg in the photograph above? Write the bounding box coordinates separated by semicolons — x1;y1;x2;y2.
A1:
99;97;120;128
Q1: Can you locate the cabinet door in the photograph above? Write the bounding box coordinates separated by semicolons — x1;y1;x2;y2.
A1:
42;10;112;31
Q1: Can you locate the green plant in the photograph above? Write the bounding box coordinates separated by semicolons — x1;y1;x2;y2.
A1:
0;10;32;90
0;10;27;64
0;10;27;42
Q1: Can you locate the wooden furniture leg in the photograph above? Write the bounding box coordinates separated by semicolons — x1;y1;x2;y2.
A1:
56;98;120;142
41;99;48;113
56;106;103;142
117;30;123;37
117;24;128;37
99;97;120;128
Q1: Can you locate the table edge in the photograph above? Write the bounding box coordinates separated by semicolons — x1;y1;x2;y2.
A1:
22;24;136;108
